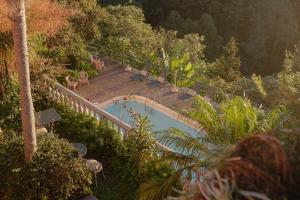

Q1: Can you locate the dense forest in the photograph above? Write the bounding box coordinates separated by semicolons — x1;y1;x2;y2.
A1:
100;0;300;76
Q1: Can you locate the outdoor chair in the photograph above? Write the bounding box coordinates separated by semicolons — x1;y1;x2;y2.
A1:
36;127;48;135
85;159;103;187
66;76;78;91
92;59;105;72
140;70;148;76
170;85;179;93
179;93;193;100
98;61;105;72
124;65;132;72
79;71;89;86
157;76;165;83
178;88;197;100
187;89;197;97
147;80;160;87
130;74;143;81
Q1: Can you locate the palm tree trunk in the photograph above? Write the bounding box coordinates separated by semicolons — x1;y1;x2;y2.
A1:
7;0;37;161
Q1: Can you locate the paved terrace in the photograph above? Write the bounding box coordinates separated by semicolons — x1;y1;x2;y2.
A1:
76;58;194;112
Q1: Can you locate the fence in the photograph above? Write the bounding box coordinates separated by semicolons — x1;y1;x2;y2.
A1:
44;76;132;137
87;42;271;111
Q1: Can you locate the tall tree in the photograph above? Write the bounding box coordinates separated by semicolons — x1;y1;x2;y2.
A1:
213;38;241;82
5;0;37;161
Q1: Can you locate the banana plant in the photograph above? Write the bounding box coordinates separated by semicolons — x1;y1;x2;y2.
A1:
161;47;194;86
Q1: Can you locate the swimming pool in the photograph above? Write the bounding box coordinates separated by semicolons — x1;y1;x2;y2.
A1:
104;99;202;138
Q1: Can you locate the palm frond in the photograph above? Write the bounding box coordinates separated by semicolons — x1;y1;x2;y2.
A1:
136;170;182;200
259;105;288;131
188;96;222;138
155;129;209;159
220;97;258;144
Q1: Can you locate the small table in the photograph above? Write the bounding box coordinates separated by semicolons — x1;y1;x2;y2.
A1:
35;108;61;132
72;143;87;157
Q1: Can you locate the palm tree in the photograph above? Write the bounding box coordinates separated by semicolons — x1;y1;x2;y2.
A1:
137;96;288;200
5;0;37;161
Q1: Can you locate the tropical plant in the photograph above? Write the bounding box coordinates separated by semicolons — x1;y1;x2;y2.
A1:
113;115;172;186
161;47;194;86
137;96;288;200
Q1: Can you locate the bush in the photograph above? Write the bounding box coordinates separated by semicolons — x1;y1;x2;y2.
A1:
53;105;172;196
0;77;21;132
112;116;172;186
54;105;123;160
0;132;92;200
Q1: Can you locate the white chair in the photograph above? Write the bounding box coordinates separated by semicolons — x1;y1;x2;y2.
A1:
79;71;89;86
85;159;103;187
140;70;148;76
157;76;165;83
36;127;48;135
187;89;197;96
124;65;132;72
66;76;78;91
170;85;179;93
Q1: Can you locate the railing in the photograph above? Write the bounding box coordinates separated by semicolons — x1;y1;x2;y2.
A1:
44;76;132;137
44;76;180;152
87;43;272;111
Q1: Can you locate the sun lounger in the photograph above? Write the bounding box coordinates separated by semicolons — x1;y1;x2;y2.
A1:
140;70;148;76
179;93;193;100
147;80;161;87
130;74;143;81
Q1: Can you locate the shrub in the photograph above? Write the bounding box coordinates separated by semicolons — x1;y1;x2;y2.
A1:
0;132;92;200
53;105;172;195
53;105;123;159
0;77;21;132
112;116;172;186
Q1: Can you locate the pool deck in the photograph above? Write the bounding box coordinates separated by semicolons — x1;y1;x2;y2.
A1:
76;57;194;114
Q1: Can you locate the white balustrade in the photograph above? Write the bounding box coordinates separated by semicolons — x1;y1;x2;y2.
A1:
44;76;132;136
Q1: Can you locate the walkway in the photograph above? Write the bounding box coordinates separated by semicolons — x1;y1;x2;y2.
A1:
76;57;194;112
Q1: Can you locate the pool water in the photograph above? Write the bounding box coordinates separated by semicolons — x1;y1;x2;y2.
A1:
104;100;201;138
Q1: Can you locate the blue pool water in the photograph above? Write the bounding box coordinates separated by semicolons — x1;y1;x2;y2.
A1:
104;100;201;138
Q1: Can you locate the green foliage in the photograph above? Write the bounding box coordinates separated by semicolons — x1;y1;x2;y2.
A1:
53;104;171;198
161;11;222;60
100;5;159;64
54;104;122;158
161;47;194;86
189;96;288;144
135;0;300;75
136;96;287;200
212;38;241;82
0;132;92;200
113;116;172;185
198;13;223;60
0;76;21;132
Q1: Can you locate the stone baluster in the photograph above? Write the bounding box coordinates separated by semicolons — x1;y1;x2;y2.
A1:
74;100;79;112
78;102;84;113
